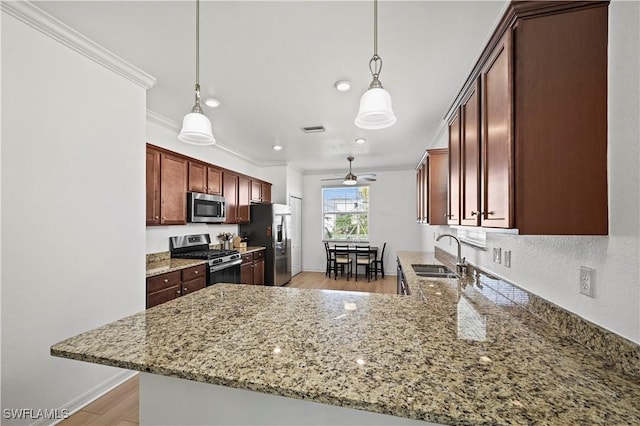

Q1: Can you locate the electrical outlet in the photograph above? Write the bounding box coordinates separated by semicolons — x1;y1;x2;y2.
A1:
504;250;511;268
493;247;501;264
579;266;594;297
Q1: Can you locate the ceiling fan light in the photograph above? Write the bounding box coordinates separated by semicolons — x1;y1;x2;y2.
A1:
343;172;358;185
355;87;396;129
179;111;216;145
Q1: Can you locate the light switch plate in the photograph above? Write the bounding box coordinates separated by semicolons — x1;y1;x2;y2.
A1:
504;250;511;267
493;247;501;264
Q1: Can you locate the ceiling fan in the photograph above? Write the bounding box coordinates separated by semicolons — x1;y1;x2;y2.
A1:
321;156;377;186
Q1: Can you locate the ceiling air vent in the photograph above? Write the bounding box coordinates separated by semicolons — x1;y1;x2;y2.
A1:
302;125;325;133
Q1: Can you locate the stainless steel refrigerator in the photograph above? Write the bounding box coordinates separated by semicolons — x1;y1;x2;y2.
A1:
239;204;292;286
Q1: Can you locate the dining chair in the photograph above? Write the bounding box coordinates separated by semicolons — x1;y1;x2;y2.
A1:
355;245;375;281
372;242;386;279
324;241;336;277
333;245;353;280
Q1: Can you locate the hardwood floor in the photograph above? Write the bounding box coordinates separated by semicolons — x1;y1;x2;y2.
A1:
285;270;397;294
59;375;138;426
59;271;396;425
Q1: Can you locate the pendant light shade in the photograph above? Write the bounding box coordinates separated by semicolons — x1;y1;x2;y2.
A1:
179;0;215;145
355;0;396;130
179;110;215;144
355;87;396;129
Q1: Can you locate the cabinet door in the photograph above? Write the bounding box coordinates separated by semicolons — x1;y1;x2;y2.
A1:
481;31;513;228
188;161;207;193
207;166;222;195
160;153;188;225
253;258;265;286
261;183;271;203
251;181;262;203
461;81;481;226
223;173;239;224
427;149;448;226
237;176;251;223
182;277;206;295
240;263;253;284
447;112;461;225
146;147;161;225
147;285;181;309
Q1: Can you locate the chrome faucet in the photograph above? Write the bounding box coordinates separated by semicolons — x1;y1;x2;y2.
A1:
436;233;467;276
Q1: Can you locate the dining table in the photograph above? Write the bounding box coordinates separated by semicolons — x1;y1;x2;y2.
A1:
326;243;379;280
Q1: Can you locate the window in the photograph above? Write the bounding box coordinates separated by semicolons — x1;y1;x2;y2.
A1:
322;186;369;241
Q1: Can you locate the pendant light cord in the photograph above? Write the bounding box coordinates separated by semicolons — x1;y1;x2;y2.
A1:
373;0;377;57
191;0;203;113
368;0;383;88
195;0;200;89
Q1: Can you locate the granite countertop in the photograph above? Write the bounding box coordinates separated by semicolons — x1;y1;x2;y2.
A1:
145;246;266;278
53;252;640;425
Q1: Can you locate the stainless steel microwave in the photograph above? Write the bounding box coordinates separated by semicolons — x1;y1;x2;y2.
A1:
187;192;226;223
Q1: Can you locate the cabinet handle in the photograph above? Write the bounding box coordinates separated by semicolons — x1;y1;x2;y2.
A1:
183;288;187;292
155;216;159;219
194;270;198;274
471;211;482;216
444;214;453;218
164;279;169;283
162;217;166;220
176;290;180;295
486;211;495;216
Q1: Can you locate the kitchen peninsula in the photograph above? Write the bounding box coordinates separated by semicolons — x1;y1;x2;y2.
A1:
52;252;640;425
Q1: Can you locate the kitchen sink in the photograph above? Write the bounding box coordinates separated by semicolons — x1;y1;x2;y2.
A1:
411;264;458;278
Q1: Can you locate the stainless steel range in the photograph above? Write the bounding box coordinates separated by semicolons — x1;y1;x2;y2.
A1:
169;234;242;286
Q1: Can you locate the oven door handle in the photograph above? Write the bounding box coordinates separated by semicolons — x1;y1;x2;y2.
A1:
210;258;242;272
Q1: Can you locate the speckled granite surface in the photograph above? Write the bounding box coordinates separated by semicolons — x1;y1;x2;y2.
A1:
430;247;640;381
145;247;265;278
53;256;640;425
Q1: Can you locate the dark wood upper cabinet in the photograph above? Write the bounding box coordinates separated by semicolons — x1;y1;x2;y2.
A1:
460;80;482;227
207;166;222;196
251;180;262;203
237;176;251;223
146;144;270;226
447;112;461;226
159;153;188;225
261;183;272;203
427;149;448;226
188;161;222;196
188;161;207;193
415;149;448;225
223;172;239;224
146;147;161;225
445;1;609;235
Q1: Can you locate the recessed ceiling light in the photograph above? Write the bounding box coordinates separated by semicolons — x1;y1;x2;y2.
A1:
272;145;283;151
334;80;351;92
355;137;366;144
204;98;221;108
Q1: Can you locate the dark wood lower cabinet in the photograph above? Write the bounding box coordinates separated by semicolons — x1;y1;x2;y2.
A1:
146;264;206;308
240;250;265;285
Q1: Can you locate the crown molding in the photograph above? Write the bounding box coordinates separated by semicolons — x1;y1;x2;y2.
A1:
1;0;156;89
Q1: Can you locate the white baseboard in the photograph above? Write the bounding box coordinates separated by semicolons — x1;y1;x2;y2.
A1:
38;370;138;426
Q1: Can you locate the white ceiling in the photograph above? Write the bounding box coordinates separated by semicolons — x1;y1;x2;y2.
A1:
33;0;507;174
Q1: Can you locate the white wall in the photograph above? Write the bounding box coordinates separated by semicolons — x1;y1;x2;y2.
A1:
1;12;146;425
302;169;422;275
428;0;640;344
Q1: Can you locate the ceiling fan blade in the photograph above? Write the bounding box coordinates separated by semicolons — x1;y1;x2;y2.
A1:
360;177;377;181
320;177;344;181
358;173;377;178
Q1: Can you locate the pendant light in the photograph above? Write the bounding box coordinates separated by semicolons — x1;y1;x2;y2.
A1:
179;0;215;145
354;0;396;130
